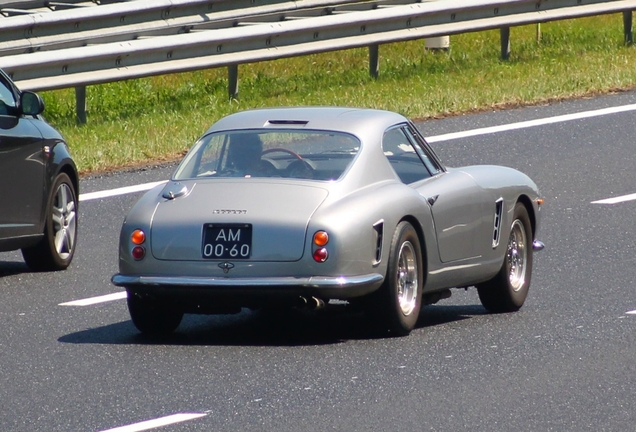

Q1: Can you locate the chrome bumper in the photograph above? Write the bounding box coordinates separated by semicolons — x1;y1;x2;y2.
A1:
113;273;384;287
533;240;545;251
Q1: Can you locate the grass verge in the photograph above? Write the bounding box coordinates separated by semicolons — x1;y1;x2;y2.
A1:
40;16;636;175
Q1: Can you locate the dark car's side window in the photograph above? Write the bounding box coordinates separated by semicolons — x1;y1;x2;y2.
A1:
0;78;17;116
382;127;432;184
0;77;18;116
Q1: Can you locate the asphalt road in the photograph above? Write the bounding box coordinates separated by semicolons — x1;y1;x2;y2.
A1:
1;91;636;431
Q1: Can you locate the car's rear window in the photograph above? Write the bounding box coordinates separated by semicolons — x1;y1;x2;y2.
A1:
173;130;360;181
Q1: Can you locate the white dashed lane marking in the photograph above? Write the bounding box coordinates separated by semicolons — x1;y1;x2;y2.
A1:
59;291;127;306
79;180;167;202
98;413;207;432
591;193;636;205
426;103;636;143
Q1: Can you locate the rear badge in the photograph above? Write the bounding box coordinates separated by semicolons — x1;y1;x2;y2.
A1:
218;262;235;273
213;209;247;215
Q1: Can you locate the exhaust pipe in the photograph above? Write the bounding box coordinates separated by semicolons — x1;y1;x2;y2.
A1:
308;296;325;310
296;296;326;310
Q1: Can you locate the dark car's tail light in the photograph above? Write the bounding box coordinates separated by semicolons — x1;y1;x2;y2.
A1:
131;229;146;260
312;231;329;262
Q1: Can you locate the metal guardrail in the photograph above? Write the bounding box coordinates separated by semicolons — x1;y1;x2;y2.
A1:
0;0;128;16
0;0;633;122
0;0;420;56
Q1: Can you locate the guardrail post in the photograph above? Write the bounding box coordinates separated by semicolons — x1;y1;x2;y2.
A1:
75;86;87;124
500;27;511;60
369;44;379;78
228;64;239;99
624;11;633;45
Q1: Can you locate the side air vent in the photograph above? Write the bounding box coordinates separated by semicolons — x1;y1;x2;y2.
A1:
372;220;384;264
492;198;504;248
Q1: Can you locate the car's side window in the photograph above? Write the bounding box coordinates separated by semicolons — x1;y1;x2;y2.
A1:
382;127;432;184
0;78;17;116
403;126;442;175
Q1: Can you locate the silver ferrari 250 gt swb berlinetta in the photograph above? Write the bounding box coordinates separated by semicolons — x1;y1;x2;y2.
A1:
112;107;544;337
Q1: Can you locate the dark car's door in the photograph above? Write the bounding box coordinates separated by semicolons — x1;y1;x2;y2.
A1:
0;76;46;240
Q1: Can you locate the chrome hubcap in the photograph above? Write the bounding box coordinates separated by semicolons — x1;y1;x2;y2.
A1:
507;219;527;291
52;183;76;259
396;241;418;316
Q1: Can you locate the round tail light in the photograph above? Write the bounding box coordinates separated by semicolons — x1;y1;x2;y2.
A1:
131;229;146;245
313;231;329;246
313;247;328;263
132;246;146;260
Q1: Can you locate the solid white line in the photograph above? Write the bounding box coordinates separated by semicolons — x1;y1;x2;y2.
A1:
98;413;207;432
426;103;636;143
59;291;127;306
79;180;167;202
75;103;636;202
425;104;636;207
626;310;636;315
591;193;636;205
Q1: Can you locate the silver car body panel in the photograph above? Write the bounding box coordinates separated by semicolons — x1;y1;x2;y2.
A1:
150;181;329;261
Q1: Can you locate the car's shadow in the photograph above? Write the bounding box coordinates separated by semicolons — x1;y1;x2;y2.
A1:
58;304;487;347
0;260;67;275
0;260;30;277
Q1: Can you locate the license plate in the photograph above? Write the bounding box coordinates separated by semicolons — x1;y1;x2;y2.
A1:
202;223;252;259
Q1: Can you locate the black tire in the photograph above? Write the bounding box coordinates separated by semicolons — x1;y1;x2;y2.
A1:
22;172;78;271
477;202;533;313
127;292;184;336
369;221;423;336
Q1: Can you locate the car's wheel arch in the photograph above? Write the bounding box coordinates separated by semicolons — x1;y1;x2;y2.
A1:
392;215;428;287
47;140;79;195
57;164;80;199
477;200;534;313
515;194;536;238
39;163;79;230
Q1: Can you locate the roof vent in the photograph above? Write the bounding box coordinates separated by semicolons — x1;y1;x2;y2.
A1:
265;120;309;126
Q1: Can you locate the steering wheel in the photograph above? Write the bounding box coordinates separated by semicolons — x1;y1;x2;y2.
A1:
261;147;303;160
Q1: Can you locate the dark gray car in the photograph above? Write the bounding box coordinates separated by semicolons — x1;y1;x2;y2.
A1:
0;68;78;271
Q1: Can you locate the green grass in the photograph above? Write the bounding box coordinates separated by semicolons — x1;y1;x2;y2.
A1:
40;16;636;175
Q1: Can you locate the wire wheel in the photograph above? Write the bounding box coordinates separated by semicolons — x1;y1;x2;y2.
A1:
507;219;527;292
396;241;419;316
477;202;533;313
367;221;423;336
